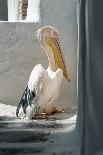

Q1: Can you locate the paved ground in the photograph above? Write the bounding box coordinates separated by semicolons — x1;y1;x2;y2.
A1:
0;103;80;155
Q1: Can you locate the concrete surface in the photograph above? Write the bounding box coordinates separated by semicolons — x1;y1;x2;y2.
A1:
0;121;80;155
0;103;80;155
0;124;80;155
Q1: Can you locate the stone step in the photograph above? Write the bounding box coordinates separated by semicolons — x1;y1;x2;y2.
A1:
0;120;73;130
0;130;50;143
0;129;49;155
0;143;45;155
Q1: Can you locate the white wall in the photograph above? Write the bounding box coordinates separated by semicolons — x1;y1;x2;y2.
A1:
0;0;78;112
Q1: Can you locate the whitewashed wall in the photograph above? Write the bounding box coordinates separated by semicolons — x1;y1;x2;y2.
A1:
0;0;78;111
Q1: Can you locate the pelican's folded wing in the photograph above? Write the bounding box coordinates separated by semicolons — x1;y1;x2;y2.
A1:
27;64;47;105
16;64;46;117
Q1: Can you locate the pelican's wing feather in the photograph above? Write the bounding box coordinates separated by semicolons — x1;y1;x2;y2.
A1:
28;64;46;91
27;64;47;105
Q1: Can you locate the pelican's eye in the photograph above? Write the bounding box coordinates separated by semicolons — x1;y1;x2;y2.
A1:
53;31;59;38
32;91;35;97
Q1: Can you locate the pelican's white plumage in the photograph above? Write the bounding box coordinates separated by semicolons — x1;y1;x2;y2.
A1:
26;64;63;116
28;64;45;92
16;26;69;119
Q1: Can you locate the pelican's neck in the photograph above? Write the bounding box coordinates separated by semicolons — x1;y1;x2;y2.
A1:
41;39;58;72
47;47;58;72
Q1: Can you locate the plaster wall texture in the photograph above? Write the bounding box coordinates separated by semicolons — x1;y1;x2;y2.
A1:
0;0;78;112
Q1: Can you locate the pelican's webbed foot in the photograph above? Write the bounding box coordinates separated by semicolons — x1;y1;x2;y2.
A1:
43;106;64;115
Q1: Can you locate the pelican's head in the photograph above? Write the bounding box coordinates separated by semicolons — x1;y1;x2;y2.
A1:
35;26;70;81
35;26;59;45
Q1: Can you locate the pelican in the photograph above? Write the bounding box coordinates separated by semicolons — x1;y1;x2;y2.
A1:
16;26;69;119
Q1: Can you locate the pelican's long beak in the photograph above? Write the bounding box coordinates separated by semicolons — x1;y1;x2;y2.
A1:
45;36;70;81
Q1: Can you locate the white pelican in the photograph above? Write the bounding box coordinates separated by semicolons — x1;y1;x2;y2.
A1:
16;26;69;119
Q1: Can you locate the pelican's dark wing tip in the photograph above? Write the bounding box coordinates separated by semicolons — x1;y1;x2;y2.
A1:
16;85;29;117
